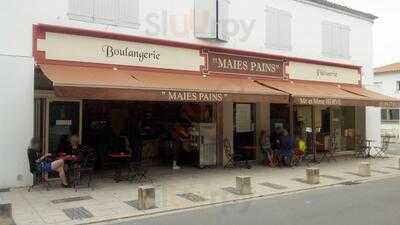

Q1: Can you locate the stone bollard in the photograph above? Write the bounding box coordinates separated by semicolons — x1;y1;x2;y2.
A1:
0;204;16;225
236;176;252;195
358;162;371;177
306;168;320;184
138;186;156;210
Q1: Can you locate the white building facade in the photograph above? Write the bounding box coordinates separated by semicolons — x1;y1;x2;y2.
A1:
0;0;383;188
374;63;400;140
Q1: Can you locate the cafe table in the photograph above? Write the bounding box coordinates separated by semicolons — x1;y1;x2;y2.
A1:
108;152;131;182
237;145;256;169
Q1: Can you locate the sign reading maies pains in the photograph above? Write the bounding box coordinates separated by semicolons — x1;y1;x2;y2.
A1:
201;49;286;78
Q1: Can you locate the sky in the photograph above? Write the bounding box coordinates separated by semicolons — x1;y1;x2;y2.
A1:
331;0;399;67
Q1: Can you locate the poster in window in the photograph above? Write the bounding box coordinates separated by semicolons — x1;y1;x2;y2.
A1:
235;104;252;133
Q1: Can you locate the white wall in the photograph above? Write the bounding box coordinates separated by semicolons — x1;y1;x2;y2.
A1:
0;0;34;187
0;0;377;187
374;72;400;140
374;73;400;98
0;55;34;188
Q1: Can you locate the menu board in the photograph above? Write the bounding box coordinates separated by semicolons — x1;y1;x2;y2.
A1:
235;104;253;133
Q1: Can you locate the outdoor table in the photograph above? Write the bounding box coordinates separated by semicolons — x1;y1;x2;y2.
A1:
108;152;131;182
237;146;256;169
58;153;80;183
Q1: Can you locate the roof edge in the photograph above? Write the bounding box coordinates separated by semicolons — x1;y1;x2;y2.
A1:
296;0;378;22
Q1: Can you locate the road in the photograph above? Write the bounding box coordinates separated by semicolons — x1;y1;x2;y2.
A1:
109;176;400;225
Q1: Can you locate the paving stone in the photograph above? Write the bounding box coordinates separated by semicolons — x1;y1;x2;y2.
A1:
259;182;288;190
176;193;207;203
51;196;93;204
62;207;93;220
320;175;346;181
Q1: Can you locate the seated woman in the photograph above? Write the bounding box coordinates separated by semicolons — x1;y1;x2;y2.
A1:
67;135;82;155
27;137;69;188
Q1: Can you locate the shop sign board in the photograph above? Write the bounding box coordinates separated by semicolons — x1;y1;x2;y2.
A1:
161;91;226;102
202;50;285;78
287;61;360;85
295;97;342;106
36;32;204;72
379;101;400;108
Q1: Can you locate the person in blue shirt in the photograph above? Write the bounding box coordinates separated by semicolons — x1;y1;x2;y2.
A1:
279;129;294;167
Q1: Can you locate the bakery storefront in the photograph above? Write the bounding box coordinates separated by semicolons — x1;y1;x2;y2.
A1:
33;24;289;169
260;61;400;155
33;24;400;169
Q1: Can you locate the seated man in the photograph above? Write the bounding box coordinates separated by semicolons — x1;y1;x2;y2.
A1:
27;137;70;188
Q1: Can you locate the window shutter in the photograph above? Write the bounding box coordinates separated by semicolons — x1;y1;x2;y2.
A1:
322;22;331;56
322;22;350;58
118;0;140;28
93;0;118;25
266;7;291;50
342;26;350;58
278;11;292;50
265;7;276;48
217;0;230;42
68;0;94;22
194;0;217;39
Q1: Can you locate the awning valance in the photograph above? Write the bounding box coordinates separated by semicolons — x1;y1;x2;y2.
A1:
39;64;289;103
256;79;400;107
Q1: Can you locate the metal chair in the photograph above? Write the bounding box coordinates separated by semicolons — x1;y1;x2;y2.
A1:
354;136;367;158
320;135;337;162
73;147;96;192
223;138;244;168
129;162;152;184
374;136;391;158
27;149;50;191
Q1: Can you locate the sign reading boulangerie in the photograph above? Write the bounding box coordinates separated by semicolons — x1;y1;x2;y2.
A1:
203;50;284;77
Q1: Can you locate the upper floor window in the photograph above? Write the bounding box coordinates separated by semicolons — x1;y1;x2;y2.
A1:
381;109;400;121
265;7;292;51
322;21;350;59
68;0;140;29
194;0;230;42
396;81;400;91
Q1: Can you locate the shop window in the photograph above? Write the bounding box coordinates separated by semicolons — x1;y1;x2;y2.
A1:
322;21;350;59
265;6;292;51
68;0;140;29
194;0;230;42
389;109;400;120
381;109;388;120
381;109;400;121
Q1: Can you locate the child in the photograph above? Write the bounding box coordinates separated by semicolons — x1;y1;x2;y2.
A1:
293;136;307;165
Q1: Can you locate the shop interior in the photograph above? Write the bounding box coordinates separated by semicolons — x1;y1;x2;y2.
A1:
47;100;218;170
293;105;357;153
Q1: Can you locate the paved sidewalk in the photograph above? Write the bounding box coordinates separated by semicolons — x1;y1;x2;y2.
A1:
2;156;400;225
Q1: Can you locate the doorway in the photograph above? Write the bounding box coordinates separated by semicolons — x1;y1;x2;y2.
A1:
48;100;82;154
233;103;256;160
